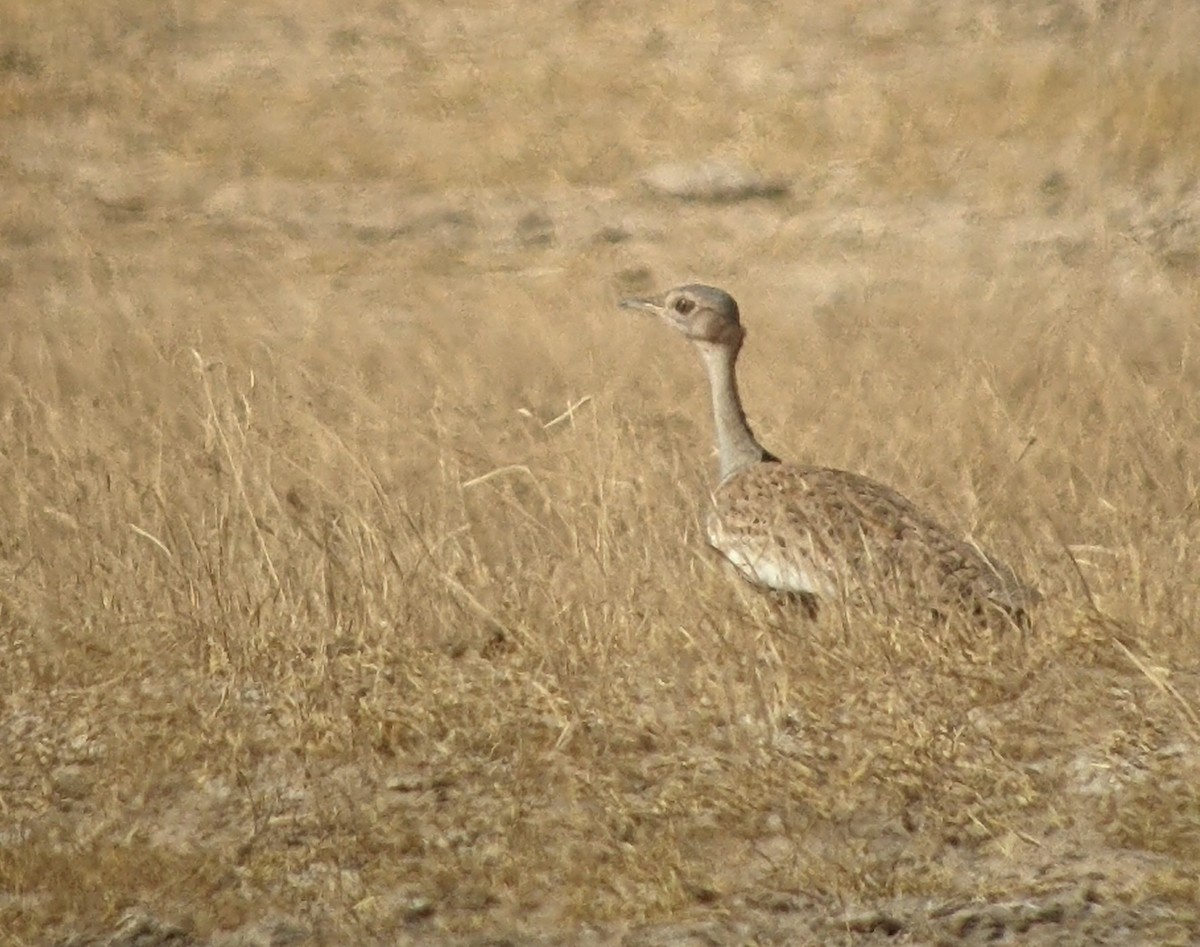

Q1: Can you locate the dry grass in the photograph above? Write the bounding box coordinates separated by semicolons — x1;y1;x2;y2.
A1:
2;1;1200;943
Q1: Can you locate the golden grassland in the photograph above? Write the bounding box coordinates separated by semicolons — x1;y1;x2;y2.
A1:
2;0;1200;943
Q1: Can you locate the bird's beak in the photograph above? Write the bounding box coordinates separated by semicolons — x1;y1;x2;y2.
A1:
618;293;664;315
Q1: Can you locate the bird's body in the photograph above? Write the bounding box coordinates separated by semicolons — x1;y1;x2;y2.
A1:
708;462;1037;622
619;283;1038;626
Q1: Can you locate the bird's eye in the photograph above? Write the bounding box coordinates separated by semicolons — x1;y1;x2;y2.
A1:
673;298;694;314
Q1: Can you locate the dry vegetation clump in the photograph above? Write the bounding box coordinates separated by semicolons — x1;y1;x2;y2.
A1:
1;0;1199;944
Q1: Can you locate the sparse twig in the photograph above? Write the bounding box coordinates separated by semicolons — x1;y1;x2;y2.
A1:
128;523;172;559
1111;638;1200;740
542;395;593;430
461;464;535;489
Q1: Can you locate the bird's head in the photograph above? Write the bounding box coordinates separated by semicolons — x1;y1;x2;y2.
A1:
619;284;744;349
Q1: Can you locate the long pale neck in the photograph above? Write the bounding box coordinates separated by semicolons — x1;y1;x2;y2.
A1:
697;342;776;482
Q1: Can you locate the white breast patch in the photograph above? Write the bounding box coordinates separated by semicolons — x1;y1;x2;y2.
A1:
706;518;838;599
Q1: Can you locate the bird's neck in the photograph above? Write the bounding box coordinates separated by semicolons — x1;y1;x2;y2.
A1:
697;342;776;483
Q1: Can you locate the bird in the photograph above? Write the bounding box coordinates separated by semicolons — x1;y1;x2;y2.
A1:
618;283;1039;626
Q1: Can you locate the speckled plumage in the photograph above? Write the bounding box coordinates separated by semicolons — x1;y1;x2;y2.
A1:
619;283;1039;626
708;463;1038;623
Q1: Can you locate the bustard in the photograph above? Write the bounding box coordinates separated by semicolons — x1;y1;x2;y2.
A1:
619;284;1039;626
